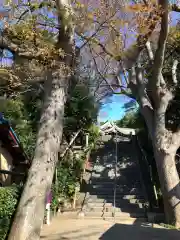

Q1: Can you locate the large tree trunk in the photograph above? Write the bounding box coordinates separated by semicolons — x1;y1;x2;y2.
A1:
153;141;180;227
121;0;180;227
8;71;67;240
140;100;180;226
7;0;75;238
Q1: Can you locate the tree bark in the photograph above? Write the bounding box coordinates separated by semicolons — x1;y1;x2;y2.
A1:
8;71;67;240
6;0;75;238
139;98;180;227
153;145;180;227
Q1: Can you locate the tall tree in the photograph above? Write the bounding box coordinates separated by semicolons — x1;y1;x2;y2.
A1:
75;0;180;226
0;1;76;239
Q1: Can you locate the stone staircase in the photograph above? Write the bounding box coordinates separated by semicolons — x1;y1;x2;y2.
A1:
82;136;147;221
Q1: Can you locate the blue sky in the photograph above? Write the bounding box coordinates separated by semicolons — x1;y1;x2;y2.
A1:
98;94;132;122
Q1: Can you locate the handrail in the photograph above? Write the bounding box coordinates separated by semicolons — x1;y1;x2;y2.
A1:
113;132;118;221
80;149;94;213
136;135;150;170
0;169;25;176
136;134;158;208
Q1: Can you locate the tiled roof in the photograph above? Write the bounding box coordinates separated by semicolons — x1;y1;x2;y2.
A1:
99;121;136;135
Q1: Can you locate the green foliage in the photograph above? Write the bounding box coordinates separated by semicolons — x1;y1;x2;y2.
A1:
0;185;21;240
64;84;99;138
51;155;84;211
0;78;99;161
116;110;145;129
51;122;99;212
0;186;19;219
87;124;100;150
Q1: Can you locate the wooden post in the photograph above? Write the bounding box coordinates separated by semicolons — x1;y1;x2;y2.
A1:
46;203;51;225
55;167;58;185
73;187;78;209
45;190;52;225
85;133;89;148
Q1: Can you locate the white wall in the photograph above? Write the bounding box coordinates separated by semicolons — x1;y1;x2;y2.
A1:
0;140;13;186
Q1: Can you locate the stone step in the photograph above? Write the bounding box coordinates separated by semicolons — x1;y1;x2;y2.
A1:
92;164;139;173
89;190;142;196
90;177;140;182
88;194;145;201
87;201;144;209
84;215;147;222
90;182;142;188
91;185;142;193
92;167;141;173
87;198;145;205
91;172;141;180
90;180;141;187
92;164;138;169
85;211;146;218
86;205;146;214
91;173;141;179
89;181;115;186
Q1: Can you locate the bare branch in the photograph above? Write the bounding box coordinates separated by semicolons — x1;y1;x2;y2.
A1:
88;44;133;98
152;0;169;86
89;44;115;93
78;11;117;50
132;64;154;137
146;41;165;85
16;2;56;23
145;41;154;61
93;61;109;95
172;60;178;84
120;61;129;85
78;33;116;60
60;129;81;158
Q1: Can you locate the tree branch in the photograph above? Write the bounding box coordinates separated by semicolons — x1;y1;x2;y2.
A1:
88;44;115;93
16;2;56;23
152;0;169;87
60;129;81;158
155;90;173;136
172;59;178;84
146;41;165;86
129;65;154;138
145;41;154;61
89;44;133;98
78;11;117;50
0;35;45;60
78;33;116;59
118;5;162;73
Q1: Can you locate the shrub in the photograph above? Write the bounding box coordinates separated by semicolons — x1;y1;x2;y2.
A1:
51;154;84;212
0;185;21;240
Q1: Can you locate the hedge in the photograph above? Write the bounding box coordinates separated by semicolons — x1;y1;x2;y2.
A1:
0;185;21;240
